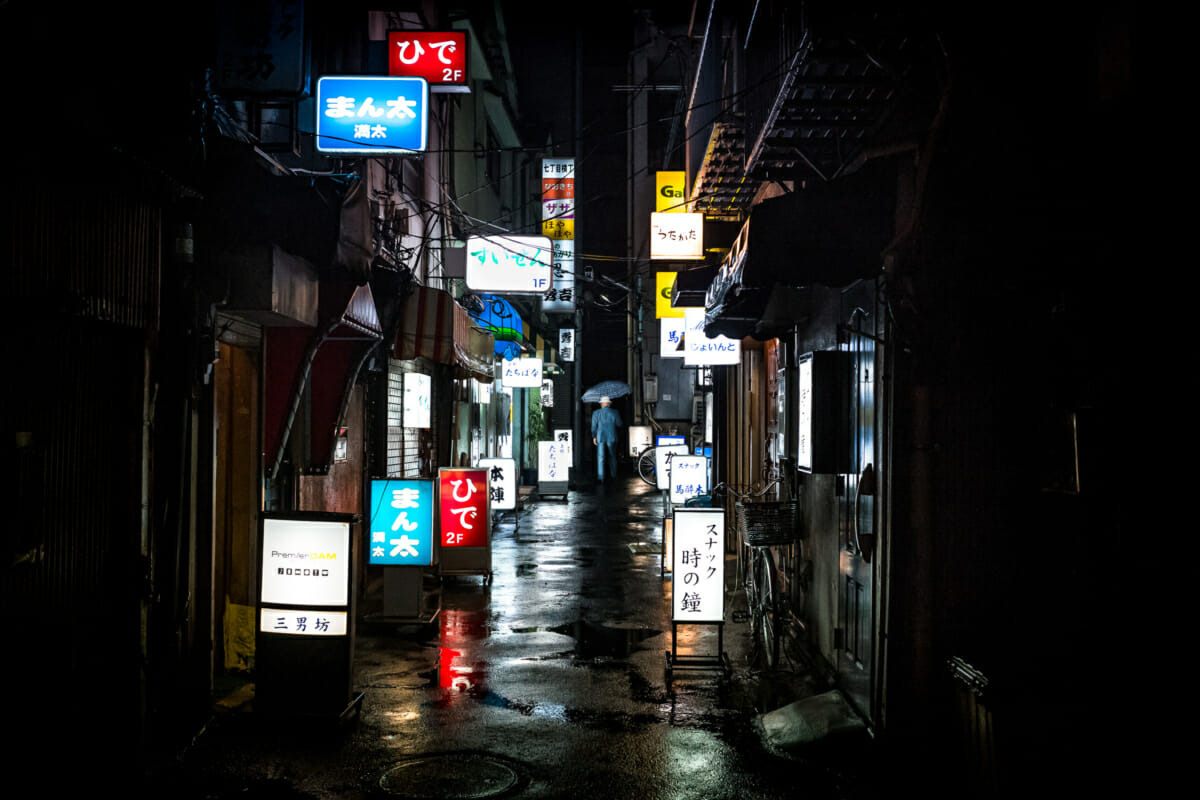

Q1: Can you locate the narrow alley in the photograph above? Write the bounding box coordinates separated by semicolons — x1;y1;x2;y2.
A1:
150;473;882;799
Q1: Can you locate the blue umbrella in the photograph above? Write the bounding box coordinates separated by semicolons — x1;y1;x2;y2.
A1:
582;380;632;402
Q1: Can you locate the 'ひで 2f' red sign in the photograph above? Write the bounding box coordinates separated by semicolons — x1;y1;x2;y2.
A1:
387;31;468;92
439;468;489;548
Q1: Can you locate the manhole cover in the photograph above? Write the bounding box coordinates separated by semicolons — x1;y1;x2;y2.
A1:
379;753;522;799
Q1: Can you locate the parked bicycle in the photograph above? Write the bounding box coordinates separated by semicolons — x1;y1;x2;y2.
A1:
712;479;802;669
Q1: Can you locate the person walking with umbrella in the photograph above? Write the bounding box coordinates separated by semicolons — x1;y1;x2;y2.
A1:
591;395;622;484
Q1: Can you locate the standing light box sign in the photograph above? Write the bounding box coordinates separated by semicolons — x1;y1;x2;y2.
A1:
538;440;571;483
316;76;428;154
672;508;725;623
629;425;653;457
541;379;555;406
669;455;709;505
650;212;704;260
684;308;740;366
255;512;360;718
478;458;517;511
404;372;431;428
501;357;542;388
465;235;552;294
386;31;468;93
439;468;489;548
368;479;434;566
656;444;690;491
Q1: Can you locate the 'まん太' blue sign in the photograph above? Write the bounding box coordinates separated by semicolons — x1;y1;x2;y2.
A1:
369;479;434;565
316;76;428;154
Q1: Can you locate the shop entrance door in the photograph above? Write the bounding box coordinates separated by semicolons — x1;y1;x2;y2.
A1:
838;286;877;721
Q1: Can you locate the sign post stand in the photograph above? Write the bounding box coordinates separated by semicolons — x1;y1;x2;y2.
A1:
438;467;492;583
654;441;689;578
255;512;364;720
366;479;439;625
665;508;730;679
537;440;570;500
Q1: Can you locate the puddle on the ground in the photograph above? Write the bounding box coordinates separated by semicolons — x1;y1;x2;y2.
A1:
549;619;661;660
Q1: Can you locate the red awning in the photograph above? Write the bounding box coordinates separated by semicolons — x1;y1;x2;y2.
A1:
264;278;384;477
395;286;495;382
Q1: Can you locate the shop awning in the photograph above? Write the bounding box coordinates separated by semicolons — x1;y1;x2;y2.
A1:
670;264;721;308
265;275;384;477
704;164;895;340
395;286;496;382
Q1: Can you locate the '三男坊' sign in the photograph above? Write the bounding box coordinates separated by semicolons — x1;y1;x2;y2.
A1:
316;76;428;154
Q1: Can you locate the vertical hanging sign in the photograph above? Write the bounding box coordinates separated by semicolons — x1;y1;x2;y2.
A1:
542;158;576;313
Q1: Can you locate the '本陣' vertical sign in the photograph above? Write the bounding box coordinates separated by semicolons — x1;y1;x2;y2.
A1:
672;508;725;623
542;159;576;313
478;458;516;511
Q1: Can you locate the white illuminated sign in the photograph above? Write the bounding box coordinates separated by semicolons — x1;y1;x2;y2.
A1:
656;444;690;491
650;212;704;260
672;509;725;622
479;457;517;511
669;455;709;504
660;316;686;358
559;328;576;362
538;439;571;483
260;518;350;607
502;357;542;388
404;371;431;428
684;308;740;365
629;425;653;457
465;235;553;294
259;608;348;636
798;356;813;471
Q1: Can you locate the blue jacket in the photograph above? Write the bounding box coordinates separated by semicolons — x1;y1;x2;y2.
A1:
591;406;622;444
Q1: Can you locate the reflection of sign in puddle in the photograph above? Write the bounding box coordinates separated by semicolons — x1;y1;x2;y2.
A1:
549;619;660;660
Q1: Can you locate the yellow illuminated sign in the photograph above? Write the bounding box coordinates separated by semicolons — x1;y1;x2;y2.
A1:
656;271;684;318
542;218;574;240
656;171;687;213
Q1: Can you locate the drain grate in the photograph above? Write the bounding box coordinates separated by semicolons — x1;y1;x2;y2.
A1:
379;752;523;799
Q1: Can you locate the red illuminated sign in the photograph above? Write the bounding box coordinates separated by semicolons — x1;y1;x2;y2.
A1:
387;31;468;90
439;468;489;548
542;177;574;200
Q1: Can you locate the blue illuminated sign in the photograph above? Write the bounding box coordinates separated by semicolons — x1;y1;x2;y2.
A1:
316;76;429;154
369;479;434;566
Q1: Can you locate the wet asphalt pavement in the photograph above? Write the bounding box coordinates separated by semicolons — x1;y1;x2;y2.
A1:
148;472;883;799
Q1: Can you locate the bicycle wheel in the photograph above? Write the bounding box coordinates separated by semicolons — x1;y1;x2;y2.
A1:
637;447;658;486
753;548;782;668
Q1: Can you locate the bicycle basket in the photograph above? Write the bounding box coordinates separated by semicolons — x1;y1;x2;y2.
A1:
736;500;802;546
